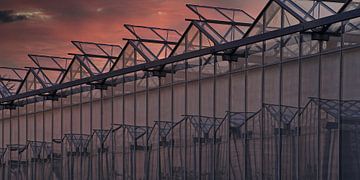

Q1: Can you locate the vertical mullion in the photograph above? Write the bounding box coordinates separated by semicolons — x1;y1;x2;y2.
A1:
133;52;137;180
261;27;266;180
227;60;232;180
1;109;3;180
297;34;303;180
51;100;54;180
110;81;114;180
42;99;46;180
9;108;12;180
171;63;175;180
212;55;217;180
121;54;126;180
17;105;21;179
89;86;93;180
33;95;37;179
145;71;149;180
278;8;284;180
198;31;202;180
157;76;161;180
317;39;323;180
1;109;3;149
261;12;266;180
184;34;189;180
79;67;84;180
99;87;104;180
244;46;248;180
60;90;64;179
338;21;344;180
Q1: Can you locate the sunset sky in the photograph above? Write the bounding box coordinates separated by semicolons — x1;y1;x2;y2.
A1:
0;0;265;68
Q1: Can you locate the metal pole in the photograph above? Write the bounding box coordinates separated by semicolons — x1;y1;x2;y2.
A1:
79;68;84;180
158;76;161;180
338;21;344;180
212;55;217;180
51;100;54;180
184;34;189;180
317;39;323;180
261;15;266;179
42;99;46;180
110;79;114;180
145;70;149;180
133;54;137;180
244;46;248;180
89;85;93;180
227;60;232;180
100;88;104;180
121;58;125;180
297;34;303;180
60;90;64;179
198;31;202;180
170;63;175;180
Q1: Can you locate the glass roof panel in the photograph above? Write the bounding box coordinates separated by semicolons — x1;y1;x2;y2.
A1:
187;4;254;24
279;0;343;21
245;1;300;37
125;24;181;43
28;55;71;84
18;70;46;94
72;41;122;57
187;4;254;43
61;57;93;83
171;24;216;56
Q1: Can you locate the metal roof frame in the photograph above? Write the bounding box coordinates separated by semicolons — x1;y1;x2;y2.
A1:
0;2;360;107
28;54;71;85
187;4;255;42
0;67;27;98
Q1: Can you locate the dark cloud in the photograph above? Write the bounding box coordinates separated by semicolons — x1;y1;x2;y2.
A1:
0;10;28;23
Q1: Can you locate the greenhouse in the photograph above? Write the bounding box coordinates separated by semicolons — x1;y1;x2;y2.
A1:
0;0;360;179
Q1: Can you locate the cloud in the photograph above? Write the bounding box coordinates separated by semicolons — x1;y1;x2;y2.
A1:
14;10;51;20
0;10;28;23
96;8;104;13
0;9;51;24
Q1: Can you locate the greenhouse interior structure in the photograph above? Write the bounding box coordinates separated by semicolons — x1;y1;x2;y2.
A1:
1;0;360;179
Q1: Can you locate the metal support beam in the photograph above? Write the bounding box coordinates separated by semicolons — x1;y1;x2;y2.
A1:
1;8;360;103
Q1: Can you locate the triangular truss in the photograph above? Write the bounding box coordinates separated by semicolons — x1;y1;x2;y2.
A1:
63;133;92;151
279;0;360;33
186;115;224;135
28;54;71;85
171;20;220;56
187;4;254;44
264;104;300;125
153;121;176;139
244;0;302;38
72;41;122;74
111;24;181;71
226;111;259;128
108;25;182;88
26;140;52;159
17;68;49;94
60;55;95;83
124;24;181;61
123;124;151;141
0;67;27;98
311;97;360;121
93;129;112;144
